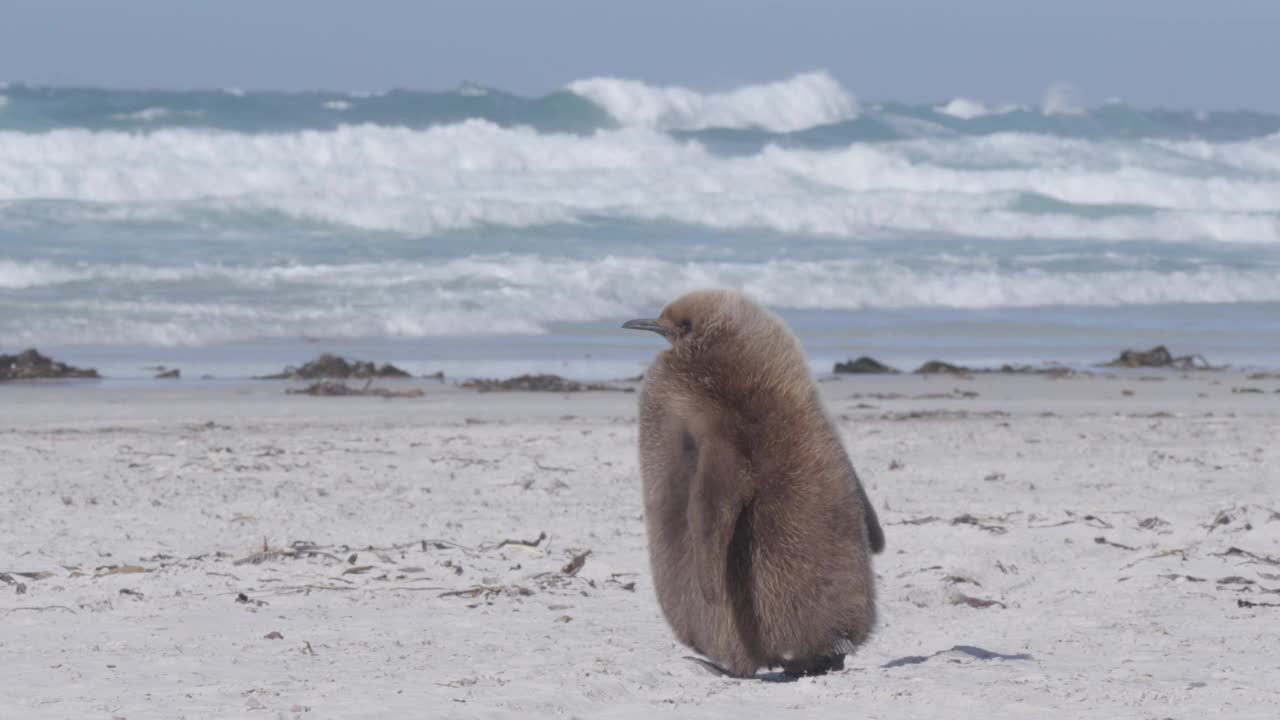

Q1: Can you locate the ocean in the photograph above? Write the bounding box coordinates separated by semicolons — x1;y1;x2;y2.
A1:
2;72;1278;380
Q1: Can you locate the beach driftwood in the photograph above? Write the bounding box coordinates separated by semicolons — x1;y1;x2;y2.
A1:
833;356;899;374
0;349;99;381
258;353;412;380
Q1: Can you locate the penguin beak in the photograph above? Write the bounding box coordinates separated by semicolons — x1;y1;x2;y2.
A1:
622;318;673;338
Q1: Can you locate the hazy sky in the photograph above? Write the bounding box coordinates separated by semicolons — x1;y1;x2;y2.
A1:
3;0;1277;110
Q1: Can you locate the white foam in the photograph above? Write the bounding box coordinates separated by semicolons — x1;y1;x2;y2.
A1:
879;114;955;138
111;107;172;122
322;100;352;111
566;71;857;132
0;123;1278;244
935;98;989;120
1042;83;1085;116
1156;133;1280;174
4;256;1279;346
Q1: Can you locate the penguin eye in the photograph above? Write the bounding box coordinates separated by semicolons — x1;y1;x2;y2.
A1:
678;319;692;334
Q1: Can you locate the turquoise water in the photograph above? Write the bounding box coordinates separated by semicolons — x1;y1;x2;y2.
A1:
2;73;1278;377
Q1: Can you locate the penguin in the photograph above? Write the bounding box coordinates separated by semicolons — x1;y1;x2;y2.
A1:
623;288;884;679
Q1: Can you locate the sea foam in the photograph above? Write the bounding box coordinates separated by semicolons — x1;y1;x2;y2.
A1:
4;255;1280;346
1;123;1277;244
935;98;989;120
567;71;857;132
1042;83;1086;116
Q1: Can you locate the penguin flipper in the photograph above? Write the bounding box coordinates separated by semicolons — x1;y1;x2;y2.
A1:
861;484;885;554
850;469;885;554
688;433;752;604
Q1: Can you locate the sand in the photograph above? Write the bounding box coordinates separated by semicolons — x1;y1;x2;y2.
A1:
2;372;1279;718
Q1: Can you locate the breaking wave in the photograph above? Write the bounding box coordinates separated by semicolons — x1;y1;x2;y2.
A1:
3;255;1279;346
1;123;1278;243
565;72;858;132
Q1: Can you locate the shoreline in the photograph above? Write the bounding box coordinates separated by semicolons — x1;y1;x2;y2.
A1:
4;342;1278;387
7;300;1280;383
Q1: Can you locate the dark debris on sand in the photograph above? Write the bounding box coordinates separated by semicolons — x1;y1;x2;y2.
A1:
0;349;99;381
833;356;900;374
287;380;425;399
911;360;1074;377
1103;345;1214;370
258;353;414;381
914;360;974;375
460;374;632;393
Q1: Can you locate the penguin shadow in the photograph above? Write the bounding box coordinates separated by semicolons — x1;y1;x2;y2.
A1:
684;645;1032;681
682;656;851;683
881;644;1033;668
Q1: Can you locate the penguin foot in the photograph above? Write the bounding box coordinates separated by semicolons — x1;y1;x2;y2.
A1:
782;653;846;678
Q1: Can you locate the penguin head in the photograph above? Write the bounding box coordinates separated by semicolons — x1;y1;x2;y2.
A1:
622;288;751;353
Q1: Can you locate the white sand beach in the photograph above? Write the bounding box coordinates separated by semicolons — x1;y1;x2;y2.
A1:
3;372;1279;718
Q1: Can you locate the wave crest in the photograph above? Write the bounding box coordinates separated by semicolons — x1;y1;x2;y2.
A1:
4;256;1280;346
935;98;989;120
567;71;857;132
1;124;1279;244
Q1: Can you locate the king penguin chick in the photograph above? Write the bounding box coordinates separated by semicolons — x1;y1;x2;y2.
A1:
623;288;885;679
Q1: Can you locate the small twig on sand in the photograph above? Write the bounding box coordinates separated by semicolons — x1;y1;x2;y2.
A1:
440;584;533;599
951;514;1008;535
491;532;548;551
889;514;1012;534
1094;536;1138;551
888;516;942;526
0;572;28;595
269;583;450;596
233;541;345;566
439;585;501;599
360;539;476;554
1029;513;1114;529
533;458;573;473
0;605;77;615
1214;547;1280;567
271;584;360;594
951;594;1007;609
1121;548;1190;570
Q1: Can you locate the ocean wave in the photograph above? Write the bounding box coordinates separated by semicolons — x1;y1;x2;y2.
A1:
0;123;1278;243
1;78;1279;142
111;107;172;122
4;255;1280;346
566;72;858;132
1154;133;1280;174
1042;83;1086;116
935;98;990;120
